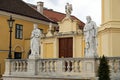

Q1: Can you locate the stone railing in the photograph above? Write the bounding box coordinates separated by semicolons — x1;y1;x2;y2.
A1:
3;57;120;80
36;58;85;77
107;57;120;79
4;59;28;75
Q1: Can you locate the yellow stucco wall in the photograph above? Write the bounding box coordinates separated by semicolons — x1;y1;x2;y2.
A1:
41;17;84;59
101;0;120;57
102;0;120;23
98;29;112;56
1;0;120;76
110;28;120;56
111;0;120;21
74;35;84;58
98;27;120;57
41;35;85;59
59;18;78;33
102;0;111;23
0;14;49;74
43;43;54;58
41;38;55;58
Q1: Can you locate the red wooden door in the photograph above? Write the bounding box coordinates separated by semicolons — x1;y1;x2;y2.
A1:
59;37;73;58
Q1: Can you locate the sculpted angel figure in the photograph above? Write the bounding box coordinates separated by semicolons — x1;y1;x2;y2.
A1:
65;3;72;17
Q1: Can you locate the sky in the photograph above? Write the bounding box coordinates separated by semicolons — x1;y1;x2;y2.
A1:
23;0;101;26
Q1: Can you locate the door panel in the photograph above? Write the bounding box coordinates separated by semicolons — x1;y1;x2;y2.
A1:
59;37;73;58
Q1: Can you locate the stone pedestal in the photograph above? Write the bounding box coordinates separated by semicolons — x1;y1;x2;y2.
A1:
27;59;38;75
4;59;11;76
29;54;40;59
82;58;97;78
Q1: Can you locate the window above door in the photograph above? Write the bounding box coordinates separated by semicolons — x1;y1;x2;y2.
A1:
15;24;23;39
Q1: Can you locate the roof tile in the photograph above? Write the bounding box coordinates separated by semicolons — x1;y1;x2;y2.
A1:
29;4;85;29
0;0;53;23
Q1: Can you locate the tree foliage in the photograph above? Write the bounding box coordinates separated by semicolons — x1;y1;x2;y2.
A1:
98;55;110;80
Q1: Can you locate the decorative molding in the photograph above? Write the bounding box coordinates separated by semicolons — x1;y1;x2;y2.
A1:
13;44;24;52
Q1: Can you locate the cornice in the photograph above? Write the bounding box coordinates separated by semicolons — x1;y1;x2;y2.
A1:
0;10;57;26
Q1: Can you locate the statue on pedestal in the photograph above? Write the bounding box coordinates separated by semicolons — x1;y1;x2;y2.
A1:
65;3;72;18
83;16;98;58
29;24;42;59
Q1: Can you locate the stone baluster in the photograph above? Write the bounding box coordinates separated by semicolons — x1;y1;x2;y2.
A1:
56;60;63;73
22;61;25;72
76;60;80;72
25;61;27;71
45;61;47;72
25;61;27;72
115;60;118;73
47;61;50;72
23;61;26;72
19;61;23;72
38;61;42;72
14;61;17;71
115;60;119;73
71;60;75;72
16;61;19;72
50;61;53;72
52;61;55;72
11;61;15;72
43;61;46;72
66;60;70;72
112;60;115;73
118;60;120;72
50;61;55;72
18;61;20;72
109;59;114;73
42;61;45;72
62;60;65;72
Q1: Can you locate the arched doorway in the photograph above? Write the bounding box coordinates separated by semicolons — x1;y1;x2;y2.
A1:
14;45;23;59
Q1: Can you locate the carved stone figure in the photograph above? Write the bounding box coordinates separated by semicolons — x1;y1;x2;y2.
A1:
65;3;72;18
29;24;41;59
83;16;98;57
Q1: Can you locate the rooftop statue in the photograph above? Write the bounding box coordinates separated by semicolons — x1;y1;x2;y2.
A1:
65;3;72;18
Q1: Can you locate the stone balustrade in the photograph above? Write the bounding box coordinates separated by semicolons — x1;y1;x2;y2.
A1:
36;58;82;73
107;57;120;79
3;57;120;80
11;59;27;72
4;59;28;76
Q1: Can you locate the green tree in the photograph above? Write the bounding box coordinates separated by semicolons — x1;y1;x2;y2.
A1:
98;55;110;80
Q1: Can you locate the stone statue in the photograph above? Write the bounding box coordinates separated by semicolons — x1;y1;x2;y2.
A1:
65;3;72;18
29;24;42;59
83;16;98;57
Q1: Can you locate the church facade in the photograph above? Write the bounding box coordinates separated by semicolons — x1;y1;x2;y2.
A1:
1;0;120;80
